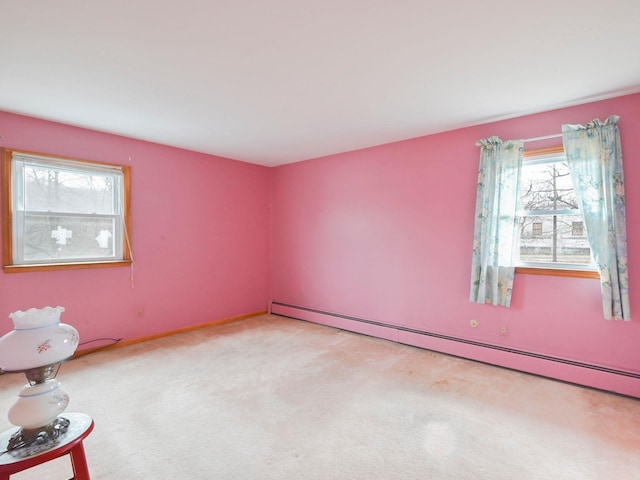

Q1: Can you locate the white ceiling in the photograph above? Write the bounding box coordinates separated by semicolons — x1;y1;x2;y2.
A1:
2;1;640;167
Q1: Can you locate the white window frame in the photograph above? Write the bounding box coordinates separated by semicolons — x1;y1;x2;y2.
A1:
2;149;132;272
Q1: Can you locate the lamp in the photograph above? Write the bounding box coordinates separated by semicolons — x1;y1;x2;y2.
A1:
0;306;79;456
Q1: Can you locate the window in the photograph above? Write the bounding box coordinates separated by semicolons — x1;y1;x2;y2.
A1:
532;222;543;237
2;149;131;272
516;146;595;276
572;221;584;236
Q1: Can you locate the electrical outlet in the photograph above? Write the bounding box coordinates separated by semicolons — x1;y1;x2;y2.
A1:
136;307;144;318
501;326;508;335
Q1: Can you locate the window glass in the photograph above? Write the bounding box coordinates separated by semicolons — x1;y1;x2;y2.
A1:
24;164;117;215
23;216;117;262
517;152;593;268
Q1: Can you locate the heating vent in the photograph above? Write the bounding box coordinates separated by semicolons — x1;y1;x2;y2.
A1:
271;301;640;397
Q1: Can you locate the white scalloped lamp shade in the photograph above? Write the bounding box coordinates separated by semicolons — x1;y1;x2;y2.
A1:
0;306;79;372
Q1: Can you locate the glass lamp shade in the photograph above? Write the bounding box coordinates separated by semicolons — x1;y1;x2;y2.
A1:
8;380;70;429
0;306;79;372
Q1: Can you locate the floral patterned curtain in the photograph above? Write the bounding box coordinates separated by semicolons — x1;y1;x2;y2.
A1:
470;137;524;307
562;116;630;320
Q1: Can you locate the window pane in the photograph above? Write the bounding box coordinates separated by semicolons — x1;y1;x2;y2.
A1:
23;215;116;262
519;214;592;264
520;161;577;211
532;222;543;236
572;221;584;236
24;165;118;215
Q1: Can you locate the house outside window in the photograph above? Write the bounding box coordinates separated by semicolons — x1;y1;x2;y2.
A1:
2;149;132;272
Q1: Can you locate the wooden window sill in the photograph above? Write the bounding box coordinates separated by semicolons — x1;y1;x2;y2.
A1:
515;266;599;279
3;260;133;273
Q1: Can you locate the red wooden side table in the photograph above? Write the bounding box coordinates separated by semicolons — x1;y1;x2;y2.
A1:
0;413;94;480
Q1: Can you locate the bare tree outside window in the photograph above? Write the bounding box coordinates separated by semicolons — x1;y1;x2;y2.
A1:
518;157;592;266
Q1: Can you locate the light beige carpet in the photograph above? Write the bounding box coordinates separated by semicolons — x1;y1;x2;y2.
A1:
1;314;639;479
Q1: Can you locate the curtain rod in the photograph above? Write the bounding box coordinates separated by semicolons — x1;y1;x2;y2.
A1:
522;133;562;143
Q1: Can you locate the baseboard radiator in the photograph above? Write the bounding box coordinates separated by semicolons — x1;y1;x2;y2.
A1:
270;301;640;399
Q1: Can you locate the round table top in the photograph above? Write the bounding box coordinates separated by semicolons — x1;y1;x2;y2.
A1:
0;412;93;468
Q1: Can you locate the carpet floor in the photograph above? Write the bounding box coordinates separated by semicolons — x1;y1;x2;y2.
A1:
1;314;639;479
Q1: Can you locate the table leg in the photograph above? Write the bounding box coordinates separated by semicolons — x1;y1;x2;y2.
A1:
69;442;91;480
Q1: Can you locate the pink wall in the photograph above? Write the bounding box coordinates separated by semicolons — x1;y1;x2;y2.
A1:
271;93;640;388
0;111;271;345
2;93;638;394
